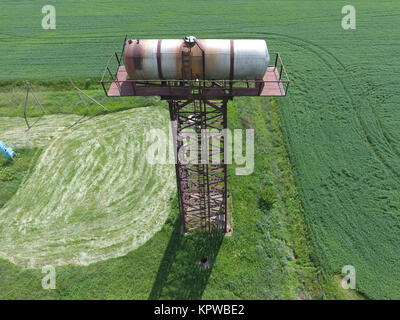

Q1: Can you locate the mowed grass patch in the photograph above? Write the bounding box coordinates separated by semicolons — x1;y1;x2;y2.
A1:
0;107;176;268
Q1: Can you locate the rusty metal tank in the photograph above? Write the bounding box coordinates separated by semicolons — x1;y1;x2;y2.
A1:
123;38;269;81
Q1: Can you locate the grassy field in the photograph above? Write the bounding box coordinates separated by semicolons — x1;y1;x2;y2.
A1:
0;107;176;268
273;2;400;299
0;148;42;209
0;95;325;299
0;0;399;299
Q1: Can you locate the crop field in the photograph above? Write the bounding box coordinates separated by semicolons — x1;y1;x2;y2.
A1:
0;0;399;299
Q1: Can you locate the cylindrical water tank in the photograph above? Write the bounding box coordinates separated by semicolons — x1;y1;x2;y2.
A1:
123;39;269;81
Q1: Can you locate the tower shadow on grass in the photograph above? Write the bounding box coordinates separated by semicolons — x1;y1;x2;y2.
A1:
149;216;224;300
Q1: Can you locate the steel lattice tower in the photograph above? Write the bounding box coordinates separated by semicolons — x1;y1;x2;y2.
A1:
168;98;228;233
102;37;289;234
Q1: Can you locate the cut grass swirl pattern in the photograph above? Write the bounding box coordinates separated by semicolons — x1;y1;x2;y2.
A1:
0;107;176;268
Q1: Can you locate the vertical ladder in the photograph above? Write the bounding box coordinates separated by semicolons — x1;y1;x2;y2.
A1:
181;49;192;81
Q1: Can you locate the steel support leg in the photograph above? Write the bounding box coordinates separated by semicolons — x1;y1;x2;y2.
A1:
168;98;228;234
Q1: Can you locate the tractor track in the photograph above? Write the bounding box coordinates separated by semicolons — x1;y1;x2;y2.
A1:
245;31;400;182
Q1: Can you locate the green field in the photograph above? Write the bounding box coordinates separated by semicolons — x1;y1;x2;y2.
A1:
0;94;324;299
0;108;177;268
1;0;399;299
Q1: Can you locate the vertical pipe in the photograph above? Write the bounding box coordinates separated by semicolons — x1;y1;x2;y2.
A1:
168;100;186;234
203;99;212;232
229;39;234;93
223;99;228;233
157;39;164;80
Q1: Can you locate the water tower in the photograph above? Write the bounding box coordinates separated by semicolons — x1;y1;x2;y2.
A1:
101;36;289;234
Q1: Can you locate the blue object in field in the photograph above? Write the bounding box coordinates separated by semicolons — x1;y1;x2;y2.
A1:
0;141;15;159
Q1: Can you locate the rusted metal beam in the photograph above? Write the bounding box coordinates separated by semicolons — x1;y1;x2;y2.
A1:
168;98;228;234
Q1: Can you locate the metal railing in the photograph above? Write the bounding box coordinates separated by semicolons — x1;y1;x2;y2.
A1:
269;52;290;96
101;51;289;97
